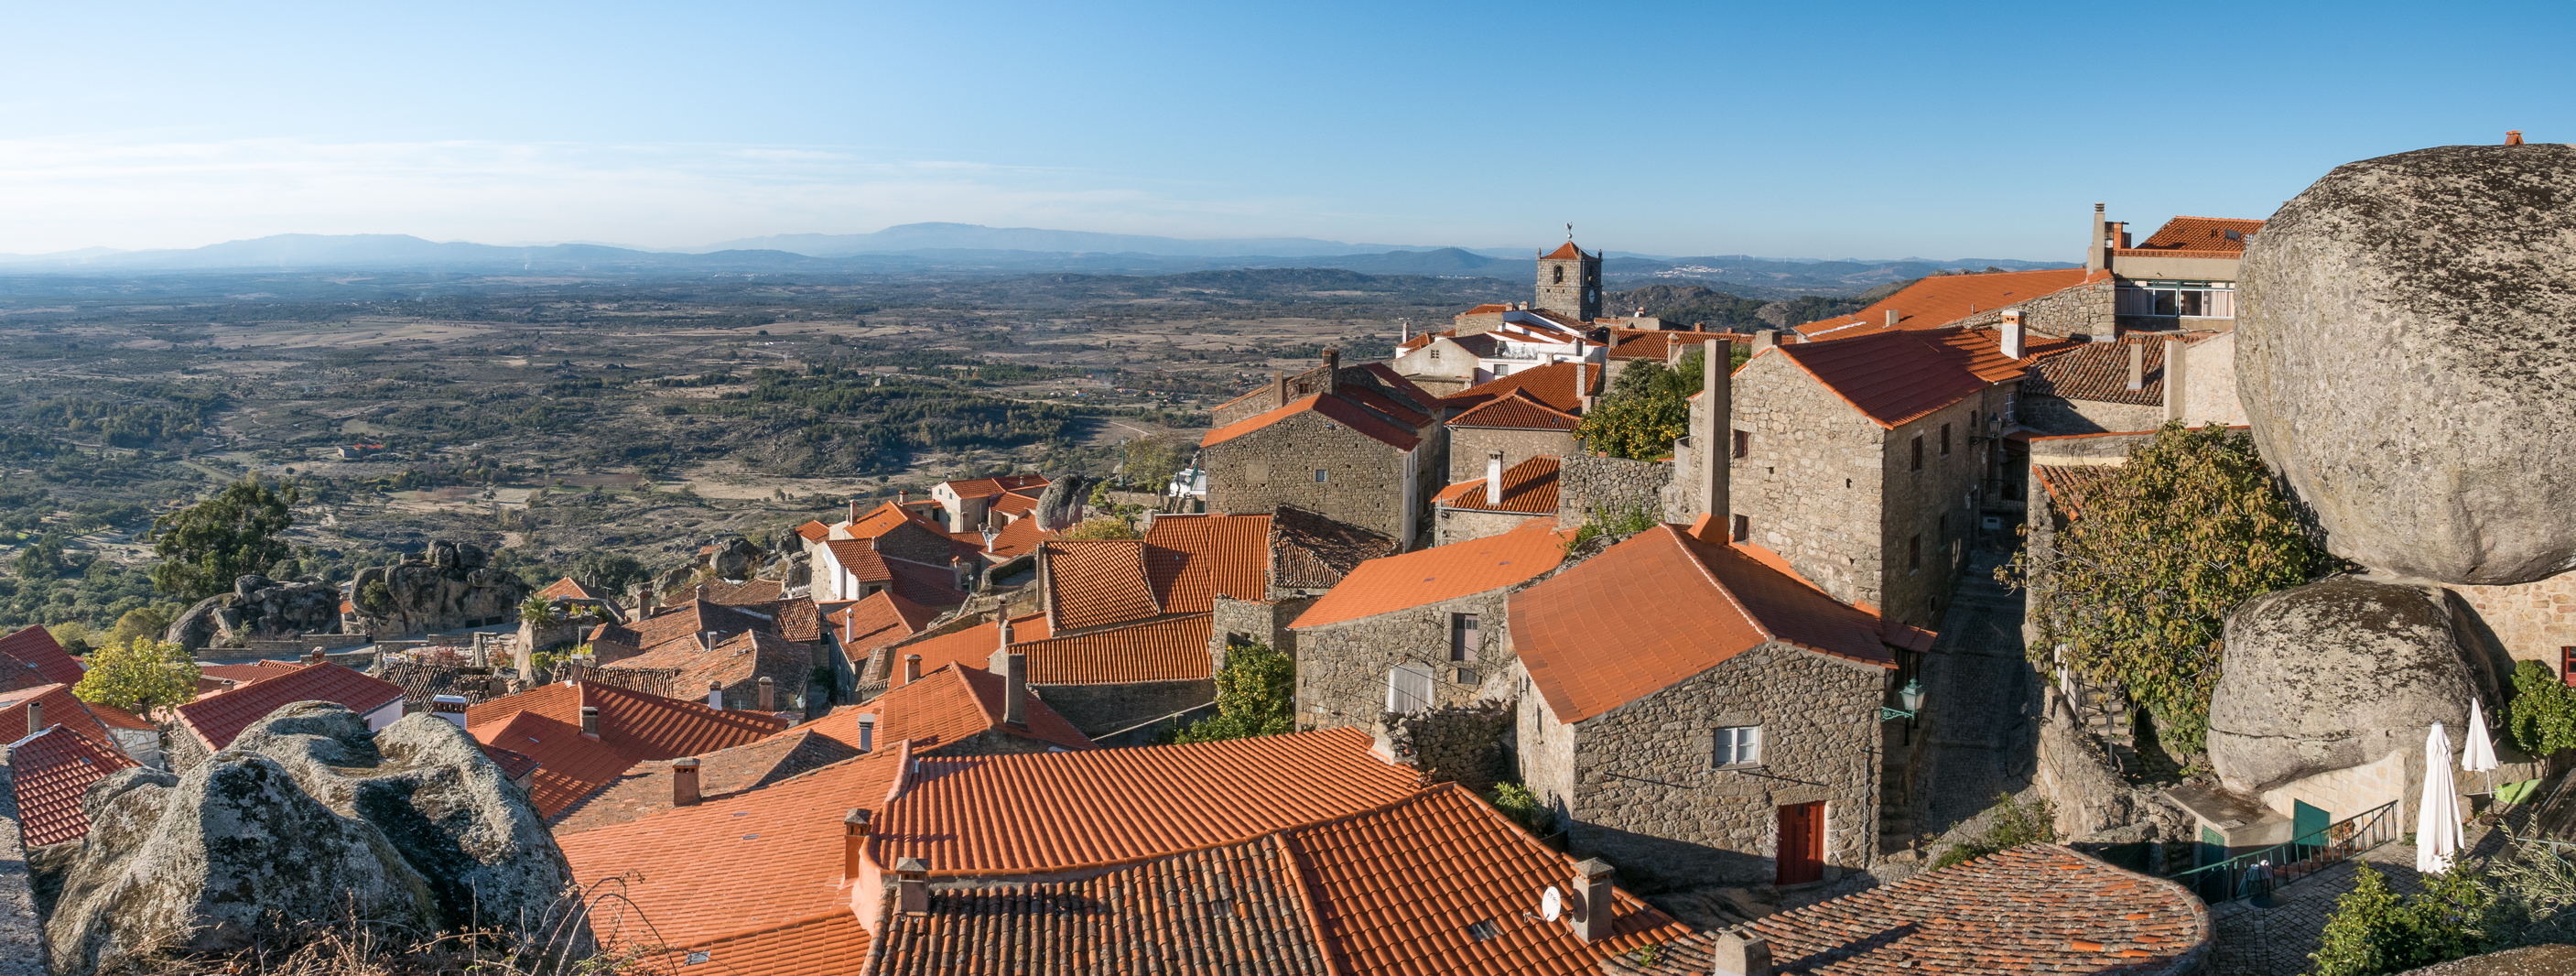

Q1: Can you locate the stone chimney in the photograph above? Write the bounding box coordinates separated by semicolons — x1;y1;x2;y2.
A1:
1570;858;1616;942
988;646;1029;726
1711;929;1774;976
1485;450;1505;505
1697;339;1730;523
700;630;718;652
579;706;600;737
27;699;41;738
2000;309;2025;360
2163;335;2189;421
1884;309;1899;330
850;499;860;525
2508;130;2526;146
2087;202;2110;272
758;676;774;712
1752;330;1777;354
2127;342;2146;391
1272;370;1288;407
672;756;701;807
843;808;871;880
708;680;724;710
1322;348;1340;396
903;654;922;686
856;713;876;753
895;857;931;915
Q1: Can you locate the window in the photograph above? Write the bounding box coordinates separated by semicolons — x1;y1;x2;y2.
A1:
1314;469;1327;483
1465;919;1500;942
1387;664;1435;714
1492;363;1510;376
1731;514;1749;542
1450;613;1480;663
1940;423;1951;457
1716;725;1762;766
1908;535;1921;571
1732;429;1750;459
1939;514;1947;537
1910;436;1923;472
1553;266;1565;284
1429;348;1441;361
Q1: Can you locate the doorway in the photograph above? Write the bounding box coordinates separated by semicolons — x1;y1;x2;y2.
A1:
1776;801;1825;885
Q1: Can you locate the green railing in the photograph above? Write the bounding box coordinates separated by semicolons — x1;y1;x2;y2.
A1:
2168;799;2400;905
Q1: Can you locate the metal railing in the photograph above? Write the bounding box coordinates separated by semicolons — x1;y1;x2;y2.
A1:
2168;799;2400;905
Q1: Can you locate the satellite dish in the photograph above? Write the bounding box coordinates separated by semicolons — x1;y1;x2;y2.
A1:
1540;886;1563;922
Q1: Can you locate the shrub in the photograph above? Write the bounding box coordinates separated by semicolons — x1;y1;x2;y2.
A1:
1929;792;2056;870
1486;781;1555;835
1166;640;1293;743
2507;659;2576;757
1059;517;1142;540
2312;863;2489;975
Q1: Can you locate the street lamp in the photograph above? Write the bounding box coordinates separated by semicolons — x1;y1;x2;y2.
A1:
1880;679;1923;721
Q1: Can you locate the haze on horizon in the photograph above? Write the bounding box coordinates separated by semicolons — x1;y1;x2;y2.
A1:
3;1;2564;262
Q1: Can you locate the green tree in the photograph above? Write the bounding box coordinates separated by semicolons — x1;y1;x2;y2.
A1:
519;593;560;625
2313;863;2489;976
148;478;298;601
71;635;201;721
2507;658;2576;757
1998;423;2333;754
1121;436;1183;493
13;532;76;580
1168;639;1294;743
1576;348;1705;461
106;605;179;647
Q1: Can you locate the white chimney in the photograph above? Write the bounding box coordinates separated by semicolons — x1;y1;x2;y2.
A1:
1884;309;1900;330
856;713;877;753
701;630;718;652
2000;309;2025;360
2127;342;2146;391
708;679;724;710
1485;450;1505;506
1752;331;1777;354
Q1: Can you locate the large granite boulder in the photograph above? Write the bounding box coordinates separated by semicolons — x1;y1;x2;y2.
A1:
349;539;530;637
1032;473;1089;529
2237;143;2576;584
39;703;576;975
164;574;343;652
2207;578;2489;795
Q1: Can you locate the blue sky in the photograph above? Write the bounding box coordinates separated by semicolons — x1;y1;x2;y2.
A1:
2;1;2565;259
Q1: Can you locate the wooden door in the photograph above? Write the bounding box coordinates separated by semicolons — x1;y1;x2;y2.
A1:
1776;802;1825;885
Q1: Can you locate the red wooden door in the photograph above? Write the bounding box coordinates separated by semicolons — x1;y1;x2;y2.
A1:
1777;802;1825;885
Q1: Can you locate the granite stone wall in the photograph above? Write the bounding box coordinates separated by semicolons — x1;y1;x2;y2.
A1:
1873;395;1991;630
1383;700;1512;797
1204;408;1415;543
1557;454;1673;528
1209;595;1311;668
2450;570;2576;673
1034;678;1215;738
1727;353;1889;609
1434;507;1544;547
1294;589;1519;732
1447;428;1576;485
2019;394;2164;438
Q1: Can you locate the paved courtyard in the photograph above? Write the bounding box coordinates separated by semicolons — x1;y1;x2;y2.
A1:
2205;838;2434;976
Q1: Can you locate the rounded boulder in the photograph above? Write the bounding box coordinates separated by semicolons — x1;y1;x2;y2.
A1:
2237;142;2576;584
2207;578;2480;795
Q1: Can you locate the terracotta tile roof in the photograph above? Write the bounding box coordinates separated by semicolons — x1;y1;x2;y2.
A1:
870;836;1330;976
821;540;970;607
1794;267;2100;339
989;491;1039;518
2126;215;2265;255
604;598;785;656
831;591;941;660
2033;463;2125;518
869;727;1421;876
1763;326;2079;429
2024;332;2212;406
942;473;1050;502
794;662;1095;755
1441;362;1600;416
650;911;872;976
842;500;941;539
7;724;136;847
198;659;308;688
1142;512;1272;611
1201;394;1423;452
1290;785;1690;976
465;680;786;762
1457;303;1510;317
900;613;1054;679
1354;363;1443;413
1542;242;1587;261
548;728;863;835
1605;329;1748;361
1291;518;1572;630
481;744;541;781
0;684;117;752
81;701;154;732
1269;506;1399;593
174;664;405;752
560;745;914;949
1512;525;1905;723
978;515;1055;558
1447;389;1583;432
1337;382;1433;429
665;578;787;606
1009;613;1214;684
1041;540;1163;630
537;576;606;601
794;519;833;543
599;628;812;701
0;626;84;687
469;710;643;818
749;596;824;643
1434;455;1562;515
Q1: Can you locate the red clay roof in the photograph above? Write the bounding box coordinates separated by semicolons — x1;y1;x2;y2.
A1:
0;684;117;752
1514;525;1914;723
989;491;1039;517
1442;362;1599;416
2126;215;2265;255
793;662;1096;754
469;710;643;818
465;680;786;762
794;519;832;543
831;591;940;659
174;664;406;752
978;515;1056;558
603;598;786;656
1042;540;1163;630
2024;331;2211;406
1794;267;2099;339
81;700;154;732
1142;512;1272;611
198;659;308;688
0;626;84;687
652;911;872;976
1200;394;1423;452
2033;463;2126;518
1355;363;1443;412
1337;382;1433;429
8;723;136;847
547;728;864;836
1291;518;1573;630
1542;242;1587;261
1606;329;1746;361
942;472;1050;502
869;727;1422;876
1010;613;1214;684
1761;326;2077;429
598;628;811;700
900;613;1052;679
666;578;787;607
820;540;969;607
1433;455;1562;515
536;576;606;601
1447;389;1583;431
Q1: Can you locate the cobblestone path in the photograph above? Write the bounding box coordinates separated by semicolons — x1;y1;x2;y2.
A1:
2206;839;2430;976
1912;548;2044;841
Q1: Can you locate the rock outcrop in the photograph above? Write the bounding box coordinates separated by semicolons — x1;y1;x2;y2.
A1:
164;574;342;652
349;539;530;637
2207;577;2493;795
39;703;576;975
2238;143;2576;585
1031;473;1089;530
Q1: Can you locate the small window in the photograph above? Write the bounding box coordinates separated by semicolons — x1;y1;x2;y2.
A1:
1492;364;1510;376
1314;469;1328;483
1465;918;1500;941
1939;514;1947;537
1909;535;1921;571
1387;664;1435;714
1910;436;1923;472
1732;429;1750;459
1553;266;1565;284
1429;348;1441;361
1731;514;1749;542
1450;613;1480;663
1941;423;1952;457
1716;725;1762;766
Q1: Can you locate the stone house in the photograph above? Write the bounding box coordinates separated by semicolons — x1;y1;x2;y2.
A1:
464;679;787;820
1432;454;1559;546
927;472;1051;533
596;627;814;715
1208;351;1444;428
168;663;409;773
2102;209;2265;331
1205;506;1397;663
584;597;797;666
1288;517;1573;731
1794;266;2115;343
815;503;973;608
1200;368;1435;548
6;723;138;847
1443;389;1582;484
1510;518;1932;891
1391;309;1601;390
2018;331;2245;435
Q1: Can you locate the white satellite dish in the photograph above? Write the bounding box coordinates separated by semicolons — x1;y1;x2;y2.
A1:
1539;886;1563;922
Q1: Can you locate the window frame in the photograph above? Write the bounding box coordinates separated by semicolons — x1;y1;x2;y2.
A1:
1314;469;1328;483
1450;613;1480;663
1715;724;1763;768
1732;429;1750;460
1731;514;1749;542
1941;423;1952;457
1910;436;1923;472
1908;535;1921;571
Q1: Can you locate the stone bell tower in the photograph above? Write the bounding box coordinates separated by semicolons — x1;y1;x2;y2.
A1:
1534;232;1602;321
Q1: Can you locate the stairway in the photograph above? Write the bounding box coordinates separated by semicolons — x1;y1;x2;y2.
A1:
1878;738;1919;860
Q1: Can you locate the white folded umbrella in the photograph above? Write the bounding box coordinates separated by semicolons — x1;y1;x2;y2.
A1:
2419;721;2464;874
2464;698;2499;773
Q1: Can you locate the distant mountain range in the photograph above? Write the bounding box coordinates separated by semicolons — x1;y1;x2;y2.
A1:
695;223;1449;258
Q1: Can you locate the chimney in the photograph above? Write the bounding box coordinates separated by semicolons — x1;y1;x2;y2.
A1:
708;679;724;710
1272;369;1288;407
855;713;877;753
843;808;871;881
672;756;701;807
895;857;931;915
1711;929;1775;976
2086;202;2108;272
758;676;774;711
1322;348;1340;396
1697;339;1730;523
701;630;718;652
898;489;907;505
2163;335;2189;422
2127;342;2145;391
696;583;709;602
850;498;860;525
579;705;600;737
2000;309;2025;360
1752;330;1777;354
2507;130;2526;146
26;699;41;738
1484;450;1506;505
1884;309;1900;330
988;648;1029;726
1570;858;1617;942
903;654;922;686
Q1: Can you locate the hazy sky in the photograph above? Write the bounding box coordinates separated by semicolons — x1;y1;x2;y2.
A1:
4;1;2565;259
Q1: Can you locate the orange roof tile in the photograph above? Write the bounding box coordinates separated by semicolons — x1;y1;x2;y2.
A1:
1761;326;2078;429
820;540;969;607
1605;329;1748;361
898;613;1053;679
601;598;786;656
1433;455;1562;515
1354;363;1443;410
469;710;644;818
0;683;118;752
989;491;1039;517
1289;785;1690;975
1270;506;1399;592
81;700;154;732
1542;241;1588;261
651;911;873;975
1142;512;1272;611
664;578;787;606
1793;267;2098;339
174;664;406;752
598;628;812;701
1512;526;1906;723
465;680;786;761
841;500;942;540
941;472;1050;502
868;727;1421;876
1441;362;1600;416
793;519;833;543
1200;394;1423;452
1337;382;1433;429
2033;463;2125;518
0;625;85;687
830;591;940;659
794;662;1095;755
1447;389;1583;431
1010;613;1214;684
1041;540;1163;630
2023;331;2211;405
977;515;1056;558
548;728;863;835
537;576;606;601
1291;518;1573;630
2127;215;2265;255
7;724;136;847
197;659;308;687
561;746;913;949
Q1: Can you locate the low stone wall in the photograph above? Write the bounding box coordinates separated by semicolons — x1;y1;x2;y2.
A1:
1035;678;1215;738
243;633;371;655
1383;701;1511;797
1555;454;1672;528
2032;690;2192;844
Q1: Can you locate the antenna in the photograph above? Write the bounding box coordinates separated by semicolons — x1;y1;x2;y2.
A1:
1526;885;1563;923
